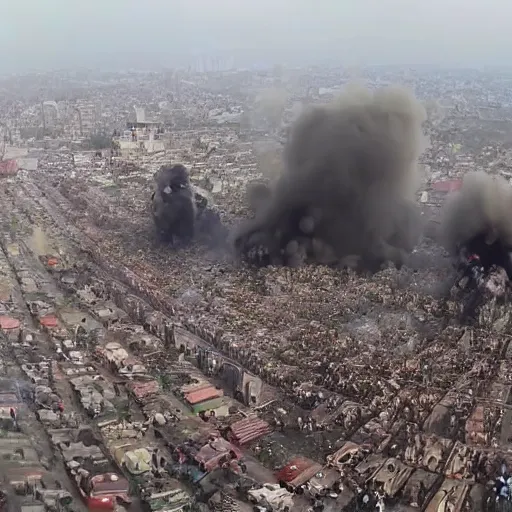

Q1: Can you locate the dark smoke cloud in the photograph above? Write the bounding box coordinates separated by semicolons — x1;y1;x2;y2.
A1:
235;85;427;270
246;180;272;213
441;171;512;254
151;163;228;248
151;164;196;244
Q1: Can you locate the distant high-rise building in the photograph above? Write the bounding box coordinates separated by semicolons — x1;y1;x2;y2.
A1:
75;100;96;136
193;55;235;73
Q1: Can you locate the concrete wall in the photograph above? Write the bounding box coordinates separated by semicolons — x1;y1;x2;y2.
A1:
4;146;29;159
118;140;165;154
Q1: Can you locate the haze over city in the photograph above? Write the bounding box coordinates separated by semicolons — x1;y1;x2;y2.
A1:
1;0;512;72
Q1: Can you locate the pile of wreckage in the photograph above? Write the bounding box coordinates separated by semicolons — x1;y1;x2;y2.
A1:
7;175;512;510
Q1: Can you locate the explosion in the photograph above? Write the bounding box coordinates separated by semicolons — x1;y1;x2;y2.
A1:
235;85;428;270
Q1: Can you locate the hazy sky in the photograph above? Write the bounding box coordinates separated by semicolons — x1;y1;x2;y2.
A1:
0;0;510;72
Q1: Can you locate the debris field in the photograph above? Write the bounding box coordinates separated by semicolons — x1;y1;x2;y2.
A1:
3;70;512;512
0;147;509;512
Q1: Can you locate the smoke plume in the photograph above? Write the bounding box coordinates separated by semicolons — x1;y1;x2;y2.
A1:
235;85;428;270
441;171;512;254
254;87;288;131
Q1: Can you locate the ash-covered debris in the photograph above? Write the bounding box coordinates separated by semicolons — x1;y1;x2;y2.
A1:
442;172;512;324
235;85;427;271
151;163;227;247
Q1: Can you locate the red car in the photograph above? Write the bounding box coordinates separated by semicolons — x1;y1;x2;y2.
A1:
78;472;131;510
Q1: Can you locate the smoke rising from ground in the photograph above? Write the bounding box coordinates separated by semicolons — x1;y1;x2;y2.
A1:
441;171;512;254
235;85;428;270
254;87;288;131
151;164;196;245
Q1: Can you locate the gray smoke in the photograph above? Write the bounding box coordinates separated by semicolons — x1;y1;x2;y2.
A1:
235;85;427;270
441;171;512;253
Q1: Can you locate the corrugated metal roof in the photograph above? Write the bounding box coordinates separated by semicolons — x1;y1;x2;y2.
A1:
275;457;321;486
127;380;159;400
0;159;18;176
185;386;222;405
430;179;462;192
0;316;20;330
181;381;211;394
39;315;58;328
229;416;272;446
